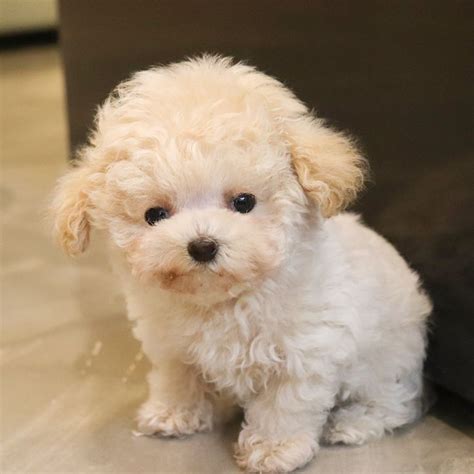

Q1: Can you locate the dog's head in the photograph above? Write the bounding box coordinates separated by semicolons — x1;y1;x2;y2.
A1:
52;56;366;304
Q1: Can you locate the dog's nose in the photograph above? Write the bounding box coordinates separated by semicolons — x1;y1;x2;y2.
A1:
187;237;218;263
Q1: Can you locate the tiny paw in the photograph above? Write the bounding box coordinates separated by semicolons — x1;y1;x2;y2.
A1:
136;400;213;437
234;430;317;473
321;412;383;446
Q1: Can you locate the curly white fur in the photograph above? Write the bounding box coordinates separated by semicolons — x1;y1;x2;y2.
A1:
51;56;431;473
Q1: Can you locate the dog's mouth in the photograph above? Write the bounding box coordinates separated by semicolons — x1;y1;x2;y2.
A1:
156;266;252;298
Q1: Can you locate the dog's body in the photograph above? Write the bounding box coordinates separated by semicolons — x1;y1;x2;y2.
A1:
52;56;431;472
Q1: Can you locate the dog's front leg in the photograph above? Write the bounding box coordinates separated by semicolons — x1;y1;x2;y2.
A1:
234;376;336;473
137;358;213;437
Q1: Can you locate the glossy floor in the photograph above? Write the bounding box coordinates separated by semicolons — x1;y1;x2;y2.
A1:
1;45;473;473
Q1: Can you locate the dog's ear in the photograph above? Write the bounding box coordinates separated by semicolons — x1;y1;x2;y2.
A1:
284;116;367;217
51;158;95;256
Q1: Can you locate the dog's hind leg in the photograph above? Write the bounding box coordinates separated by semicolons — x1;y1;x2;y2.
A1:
322;372;424;446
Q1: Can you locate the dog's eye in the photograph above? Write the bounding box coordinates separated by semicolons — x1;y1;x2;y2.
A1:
144;207;170;225
232;193;256;214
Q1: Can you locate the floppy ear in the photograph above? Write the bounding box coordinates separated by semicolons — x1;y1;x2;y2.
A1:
51;162;93;256
284;116;367;217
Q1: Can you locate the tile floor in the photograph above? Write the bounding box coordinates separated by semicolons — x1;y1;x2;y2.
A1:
1;45;473;473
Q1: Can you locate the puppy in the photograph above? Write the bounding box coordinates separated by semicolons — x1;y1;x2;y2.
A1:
52;56;432;473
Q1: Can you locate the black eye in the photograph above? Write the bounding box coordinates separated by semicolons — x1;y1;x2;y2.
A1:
232;193;256;214
144;207;170;225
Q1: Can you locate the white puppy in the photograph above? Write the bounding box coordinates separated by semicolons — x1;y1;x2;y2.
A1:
52;56;432;473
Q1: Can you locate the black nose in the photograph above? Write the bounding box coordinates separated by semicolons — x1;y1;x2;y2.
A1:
187;238;218;263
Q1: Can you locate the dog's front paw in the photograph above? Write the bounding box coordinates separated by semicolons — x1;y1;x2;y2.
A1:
136;400;213;437
234;429;318;473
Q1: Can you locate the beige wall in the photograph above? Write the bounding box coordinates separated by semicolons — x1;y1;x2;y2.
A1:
0;0;57;34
